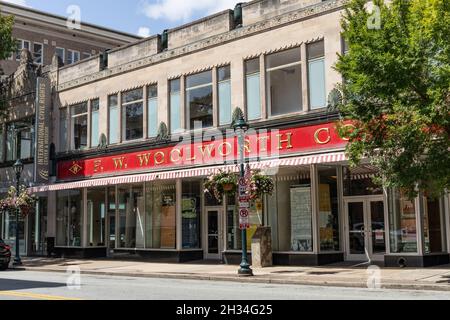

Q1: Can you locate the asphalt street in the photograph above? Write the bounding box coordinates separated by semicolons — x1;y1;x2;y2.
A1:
0;270;449;300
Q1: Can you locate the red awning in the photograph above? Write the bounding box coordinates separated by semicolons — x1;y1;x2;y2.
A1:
29;152;346;193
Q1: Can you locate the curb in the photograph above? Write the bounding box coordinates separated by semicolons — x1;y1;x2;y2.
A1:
14;266;450;292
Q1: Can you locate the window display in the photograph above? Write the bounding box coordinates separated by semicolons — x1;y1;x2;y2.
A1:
56;190;83;247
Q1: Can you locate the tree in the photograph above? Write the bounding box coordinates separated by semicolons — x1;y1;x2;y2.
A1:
335;0;450;198
0;9;16;115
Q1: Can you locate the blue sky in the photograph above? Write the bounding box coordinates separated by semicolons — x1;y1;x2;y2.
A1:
3;0;242;37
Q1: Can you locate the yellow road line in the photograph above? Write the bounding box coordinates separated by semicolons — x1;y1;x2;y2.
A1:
0;291;82;300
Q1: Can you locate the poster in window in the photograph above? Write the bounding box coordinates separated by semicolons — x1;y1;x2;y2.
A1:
290;185;313;252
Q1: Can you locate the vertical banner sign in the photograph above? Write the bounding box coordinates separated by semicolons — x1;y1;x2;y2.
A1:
239;175;250;230
34;77;51;184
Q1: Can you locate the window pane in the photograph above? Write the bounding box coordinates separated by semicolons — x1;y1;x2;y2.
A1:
219;80;231;125
308;58;326;109
72;102;88;115
307;41;325;60
267;65;302;116
56;48;65;64
186;85;213;129
122;88;143;104
33;43;43;64
170;79;180;92
318;167;340;252
170;92;181;133
267;48;301;69
56;190;83;247
122;102;143;141
218;65;231;82
148;96;158;137
145;181;176;249
245;58;260;75
91;100;100;147
108;95;120;144
182;181;201;249
388;189;418;253
246;73;261;120
6;126;15;161
71;103;88;150
118;185;145;248
87;188;106;247
186;70;212;88
423;197;444;253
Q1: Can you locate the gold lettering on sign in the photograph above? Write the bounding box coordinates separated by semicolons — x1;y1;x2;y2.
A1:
170;149;182;163
185;147;196;161
137;153;152;167
277;133;293;150
314;128;331;145
199;144;214;159
93;160;102;173
113;157;126;170
154;151;165;165
341;124;356;141
218;142;232;156
244;139;251;154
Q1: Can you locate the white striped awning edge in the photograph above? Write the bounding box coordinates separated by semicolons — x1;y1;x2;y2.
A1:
30;152;346;193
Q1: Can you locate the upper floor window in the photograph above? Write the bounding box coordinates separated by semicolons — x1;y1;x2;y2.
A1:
186;71;213;130
71;102;88;150
266;48;302;117
33;43;43;65
55;47;65;64
90;99;100;147
108;95;120;144
307;40;326;109
122;88;144;141
218;65;232;126
15;39;30;60
245;58;261;121
67;49;80;65
6;118;35;161
169;79;181;134
147;85;158;138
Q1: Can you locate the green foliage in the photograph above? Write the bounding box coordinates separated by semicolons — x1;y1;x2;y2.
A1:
204;170;238;202
335;0;450;198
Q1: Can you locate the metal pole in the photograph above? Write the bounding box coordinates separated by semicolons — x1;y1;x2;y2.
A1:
14;173;22;266
238;127;252;276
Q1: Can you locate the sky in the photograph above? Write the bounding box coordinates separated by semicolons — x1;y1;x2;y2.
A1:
1;0;243;37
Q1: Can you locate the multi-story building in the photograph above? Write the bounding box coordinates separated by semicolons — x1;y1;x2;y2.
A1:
0;1;141;75
0;1;140;257
1;0;449;267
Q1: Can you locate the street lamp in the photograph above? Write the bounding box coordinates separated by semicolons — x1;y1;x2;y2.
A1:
232;113;253;277
13;159;24;266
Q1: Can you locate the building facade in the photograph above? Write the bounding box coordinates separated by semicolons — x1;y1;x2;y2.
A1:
1;0;449;267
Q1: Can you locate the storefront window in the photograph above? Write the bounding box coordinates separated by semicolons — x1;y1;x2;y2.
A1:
343;166;383;196
108;95;120;144
186;70;213;129
1;210;26;256
182;181;201;249
56;190;83;247
145;181;176;249
118;184;144;248
87;188;106;247
90;99;100;147
147;85;158;137
423;196;445;254
70;102;88;150
122;88;144;141
318;166;340;252
266;48;302;116
388;189;418;253
267;168;312;252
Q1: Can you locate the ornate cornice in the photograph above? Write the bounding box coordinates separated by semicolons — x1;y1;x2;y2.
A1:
57;0;346;92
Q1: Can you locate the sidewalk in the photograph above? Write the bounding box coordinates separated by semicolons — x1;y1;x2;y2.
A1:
13;258;450;292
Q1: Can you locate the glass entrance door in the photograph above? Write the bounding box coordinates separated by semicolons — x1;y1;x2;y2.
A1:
345;197;386;261
205;208;223;260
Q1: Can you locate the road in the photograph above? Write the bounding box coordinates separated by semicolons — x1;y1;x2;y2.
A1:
0;270;449;300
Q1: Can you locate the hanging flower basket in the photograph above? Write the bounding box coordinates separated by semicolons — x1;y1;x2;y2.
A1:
0;185;37;217
204;170;238;202
249;170;275;200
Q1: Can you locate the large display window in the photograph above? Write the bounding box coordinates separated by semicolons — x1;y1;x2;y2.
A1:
118;184;144;248
56;190;83;247
87;188;106;247
182;180;201;249
423;196;446;254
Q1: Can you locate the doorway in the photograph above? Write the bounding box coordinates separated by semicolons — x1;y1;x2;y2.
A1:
344;197;387;261
204;207;223;260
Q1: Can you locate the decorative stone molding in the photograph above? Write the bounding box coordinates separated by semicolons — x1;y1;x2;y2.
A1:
57;0;346;92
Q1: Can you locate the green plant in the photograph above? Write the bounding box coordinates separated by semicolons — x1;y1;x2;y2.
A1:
0;185;37;216
249;170;274;200
204;170;238;202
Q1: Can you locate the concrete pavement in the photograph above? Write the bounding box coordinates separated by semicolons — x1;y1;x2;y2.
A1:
10;258;450;292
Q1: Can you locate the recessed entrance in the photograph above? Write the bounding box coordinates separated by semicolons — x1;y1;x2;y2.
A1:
204;207;223;260
344;197;387;262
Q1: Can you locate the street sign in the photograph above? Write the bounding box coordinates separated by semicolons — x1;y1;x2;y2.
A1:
239;208;250;230
239;208;249;217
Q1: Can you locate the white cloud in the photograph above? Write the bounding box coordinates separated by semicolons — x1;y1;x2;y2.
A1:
137;26;151;37
2;0;29;7
139;0;241;23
